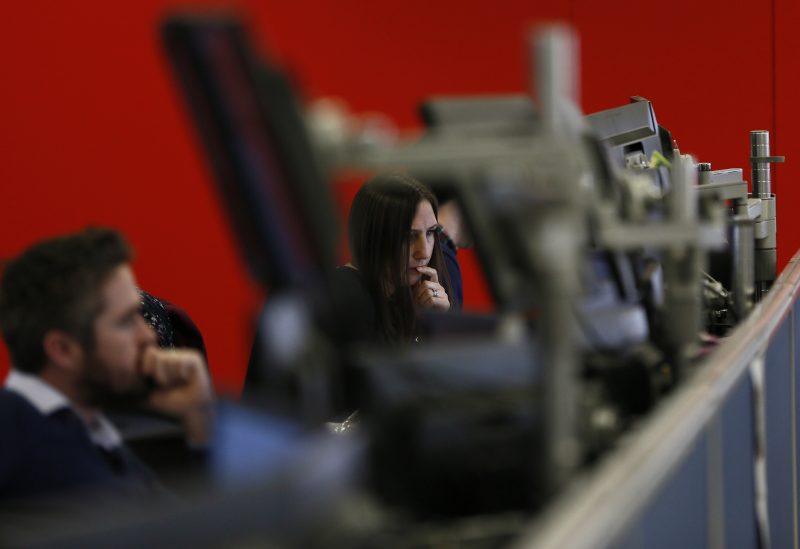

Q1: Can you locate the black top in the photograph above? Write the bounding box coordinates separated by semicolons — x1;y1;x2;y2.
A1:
326;266;380;346
243;267;379;414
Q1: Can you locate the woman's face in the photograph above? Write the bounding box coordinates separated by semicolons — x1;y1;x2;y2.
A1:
405;200;438;286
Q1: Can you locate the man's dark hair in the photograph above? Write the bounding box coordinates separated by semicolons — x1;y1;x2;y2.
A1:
0;228;132;374
348;173;452;342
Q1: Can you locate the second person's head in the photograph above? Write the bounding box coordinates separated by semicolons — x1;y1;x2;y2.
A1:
348;173;451;340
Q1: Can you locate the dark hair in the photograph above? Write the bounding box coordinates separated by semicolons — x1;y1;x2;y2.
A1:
0;228;132;374
348;173;451;342
427;180;459;207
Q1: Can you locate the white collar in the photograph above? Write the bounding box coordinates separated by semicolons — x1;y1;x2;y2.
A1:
5;369;68;415
4;369;122;449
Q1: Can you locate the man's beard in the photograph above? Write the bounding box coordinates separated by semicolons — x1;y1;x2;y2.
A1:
77;353;152;411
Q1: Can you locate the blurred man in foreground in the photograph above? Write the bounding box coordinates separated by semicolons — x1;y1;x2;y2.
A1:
0;228;213;518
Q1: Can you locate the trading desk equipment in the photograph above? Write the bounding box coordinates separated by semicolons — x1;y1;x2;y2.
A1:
15;14;790;548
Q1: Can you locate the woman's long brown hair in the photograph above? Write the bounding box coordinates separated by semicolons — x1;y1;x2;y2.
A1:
348;173;452;342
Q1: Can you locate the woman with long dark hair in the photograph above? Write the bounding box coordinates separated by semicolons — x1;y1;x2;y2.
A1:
331;173;452;344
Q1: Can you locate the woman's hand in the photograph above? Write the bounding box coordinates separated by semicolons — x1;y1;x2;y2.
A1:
412;266;450;312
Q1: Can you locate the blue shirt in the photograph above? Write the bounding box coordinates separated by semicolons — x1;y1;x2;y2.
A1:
0;371;164;509
441;235;463;310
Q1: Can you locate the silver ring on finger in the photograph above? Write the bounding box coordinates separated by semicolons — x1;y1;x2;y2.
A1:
432;288;439;298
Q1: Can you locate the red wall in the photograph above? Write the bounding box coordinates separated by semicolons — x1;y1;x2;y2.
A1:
0;1;795;394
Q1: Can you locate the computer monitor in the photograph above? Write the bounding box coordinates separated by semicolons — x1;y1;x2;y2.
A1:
353;336;545;517
162;16;339;293
585;97;674;191
416;96;651;348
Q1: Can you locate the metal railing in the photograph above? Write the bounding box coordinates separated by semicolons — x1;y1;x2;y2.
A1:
516;250;800;549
